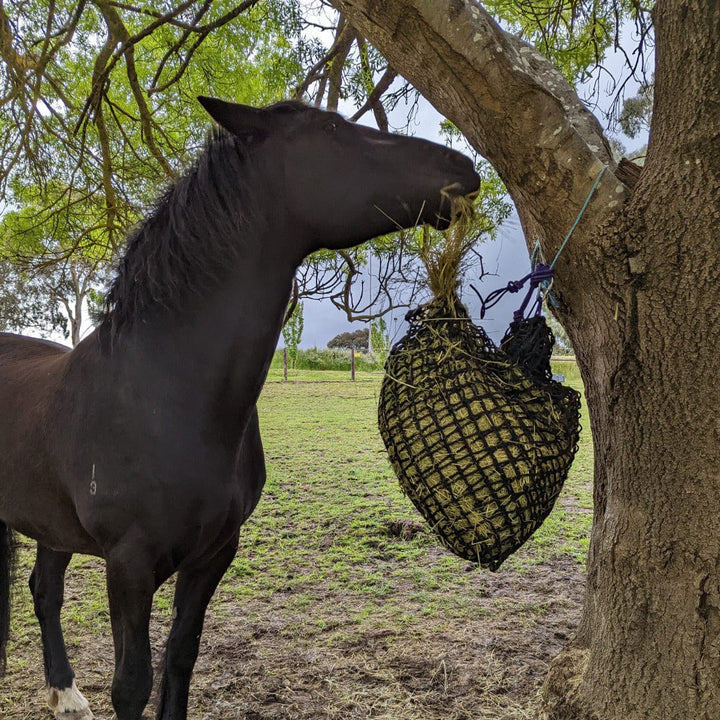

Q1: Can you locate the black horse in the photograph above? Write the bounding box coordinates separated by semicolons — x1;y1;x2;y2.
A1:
0;97;479;720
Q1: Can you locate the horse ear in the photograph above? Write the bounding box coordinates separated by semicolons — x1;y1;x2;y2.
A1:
197;96;268;144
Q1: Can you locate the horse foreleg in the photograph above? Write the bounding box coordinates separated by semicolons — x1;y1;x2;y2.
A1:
29;544;93;719
155;534;239;720
105;547;155;720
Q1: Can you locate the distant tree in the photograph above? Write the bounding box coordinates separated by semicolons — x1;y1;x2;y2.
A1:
0;255;108;345
613;83;652;165
0;184;115;345
281;301;304;369
327;328;369;351
47;260;109;346
545;310;574;356
618;82;654;140
370;317;390;363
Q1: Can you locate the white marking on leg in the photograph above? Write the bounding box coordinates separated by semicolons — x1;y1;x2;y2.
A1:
47;680;93;718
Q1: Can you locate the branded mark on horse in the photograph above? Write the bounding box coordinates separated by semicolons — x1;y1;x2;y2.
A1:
0;97;480;720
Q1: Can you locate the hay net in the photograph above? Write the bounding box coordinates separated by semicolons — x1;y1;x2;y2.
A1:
378;293;581;570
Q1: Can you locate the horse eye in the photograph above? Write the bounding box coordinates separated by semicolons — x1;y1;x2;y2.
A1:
325;121;338;134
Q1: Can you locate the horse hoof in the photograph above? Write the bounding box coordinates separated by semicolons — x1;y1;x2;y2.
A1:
47;681;94;719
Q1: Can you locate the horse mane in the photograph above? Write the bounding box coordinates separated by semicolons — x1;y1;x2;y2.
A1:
99;100;315;341
100;130;252;339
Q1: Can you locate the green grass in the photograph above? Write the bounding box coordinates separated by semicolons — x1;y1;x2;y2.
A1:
224;364;593;620
5;362;593;720
10;365;592;629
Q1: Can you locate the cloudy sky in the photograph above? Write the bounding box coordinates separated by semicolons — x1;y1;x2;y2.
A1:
301;209;530;349
302;31;650;351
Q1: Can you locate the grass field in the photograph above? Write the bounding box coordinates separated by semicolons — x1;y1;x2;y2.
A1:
3;362;592;719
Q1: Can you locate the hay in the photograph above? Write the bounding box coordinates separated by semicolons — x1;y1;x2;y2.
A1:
378;198;581;570
418;192;477;301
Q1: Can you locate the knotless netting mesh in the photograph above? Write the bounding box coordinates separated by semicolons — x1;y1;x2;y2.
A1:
378;293;581;570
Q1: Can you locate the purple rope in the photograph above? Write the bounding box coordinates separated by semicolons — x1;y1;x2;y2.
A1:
474;263;553;321
473;166;607;323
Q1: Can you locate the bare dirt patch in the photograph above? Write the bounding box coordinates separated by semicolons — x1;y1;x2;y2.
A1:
4;545;584;720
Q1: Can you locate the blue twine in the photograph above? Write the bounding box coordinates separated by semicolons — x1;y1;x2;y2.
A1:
549;165;607;270
474;166;607;321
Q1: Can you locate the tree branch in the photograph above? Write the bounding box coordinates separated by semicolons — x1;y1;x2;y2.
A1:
331;0;627;282
326;17;356;111
123;43;176;179
349;42;396;130
294;13;353;103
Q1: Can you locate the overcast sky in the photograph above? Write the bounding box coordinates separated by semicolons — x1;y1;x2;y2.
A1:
302;209;530;349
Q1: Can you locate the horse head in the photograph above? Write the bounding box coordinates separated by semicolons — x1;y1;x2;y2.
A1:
198;97;480;255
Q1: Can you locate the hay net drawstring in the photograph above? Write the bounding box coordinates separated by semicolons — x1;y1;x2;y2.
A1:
377;184;595;570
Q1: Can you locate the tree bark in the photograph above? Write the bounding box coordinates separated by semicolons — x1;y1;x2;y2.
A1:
331;1;720;718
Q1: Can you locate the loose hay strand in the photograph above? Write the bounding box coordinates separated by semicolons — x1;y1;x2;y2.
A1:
418;193;478;302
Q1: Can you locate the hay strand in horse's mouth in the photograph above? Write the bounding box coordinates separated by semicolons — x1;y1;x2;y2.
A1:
420;192;479;302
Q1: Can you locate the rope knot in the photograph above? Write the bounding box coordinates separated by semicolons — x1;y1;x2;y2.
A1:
473;165;607;322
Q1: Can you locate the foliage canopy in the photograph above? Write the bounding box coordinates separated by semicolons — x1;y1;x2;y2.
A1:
327;328;369;350
0;0;649;334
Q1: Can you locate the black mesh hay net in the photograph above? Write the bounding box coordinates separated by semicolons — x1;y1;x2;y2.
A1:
378;293;581;570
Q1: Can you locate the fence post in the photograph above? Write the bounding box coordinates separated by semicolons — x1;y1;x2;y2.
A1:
283;347;288;382
350;346;355;382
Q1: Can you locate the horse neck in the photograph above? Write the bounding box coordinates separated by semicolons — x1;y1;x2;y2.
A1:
92;136;307;433
99;225;297;444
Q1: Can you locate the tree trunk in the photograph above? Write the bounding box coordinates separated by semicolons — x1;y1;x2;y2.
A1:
331;1;720;718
